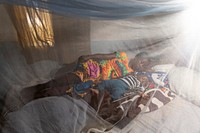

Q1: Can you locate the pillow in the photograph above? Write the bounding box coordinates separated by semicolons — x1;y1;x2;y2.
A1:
152;64;175;73
168;66;200;106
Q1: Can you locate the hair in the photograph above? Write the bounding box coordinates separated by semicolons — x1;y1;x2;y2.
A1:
129;51;158;72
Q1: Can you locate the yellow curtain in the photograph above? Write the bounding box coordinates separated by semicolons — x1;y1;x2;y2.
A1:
6;5;54;49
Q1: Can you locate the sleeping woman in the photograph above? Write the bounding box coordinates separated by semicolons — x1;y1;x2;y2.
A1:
71;52;158;104
60;72;146;125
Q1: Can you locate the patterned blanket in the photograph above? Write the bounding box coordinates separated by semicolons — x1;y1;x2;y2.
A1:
97;71;175;125
98;88;176;125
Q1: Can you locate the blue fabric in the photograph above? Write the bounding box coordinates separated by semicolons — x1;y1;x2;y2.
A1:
0;0;186;19
97;79;129;100
74;80;93;94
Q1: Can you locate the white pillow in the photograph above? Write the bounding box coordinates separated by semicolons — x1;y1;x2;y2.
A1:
152;64;175;73
168;66;200;106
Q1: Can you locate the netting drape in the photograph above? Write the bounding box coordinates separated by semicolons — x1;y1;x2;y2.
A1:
1;0;200;133
1;0;186;19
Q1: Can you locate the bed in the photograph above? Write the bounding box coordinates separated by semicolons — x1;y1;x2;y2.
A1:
1;52;200;133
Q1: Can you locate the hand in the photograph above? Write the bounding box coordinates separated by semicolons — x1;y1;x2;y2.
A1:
140;92;149;99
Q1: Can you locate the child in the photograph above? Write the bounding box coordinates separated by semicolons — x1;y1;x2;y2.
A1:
94;74;145;101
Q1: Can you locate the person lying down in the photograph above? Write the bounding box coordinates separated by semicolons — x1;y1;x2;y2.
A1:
66;73;151;124
66;52;174;124
93;73;146;101
39;51;174;125
68;73;147;101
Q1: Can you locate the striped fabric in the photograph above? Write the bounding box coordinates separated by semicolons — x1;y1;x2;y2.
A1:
120;75;142;90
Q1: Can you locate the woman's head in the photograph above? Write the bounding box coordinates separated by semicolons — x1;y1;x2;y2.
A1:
129;52;152;72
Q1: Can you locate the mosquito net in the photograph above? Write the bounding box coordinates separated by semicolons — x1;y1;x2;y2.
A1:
1;0;200;133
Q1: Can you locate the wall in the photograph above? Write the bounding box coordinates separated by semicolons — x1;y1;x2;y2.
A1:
52;15;91;64
0;5;18;42
0;5;91;65
90;12;191;64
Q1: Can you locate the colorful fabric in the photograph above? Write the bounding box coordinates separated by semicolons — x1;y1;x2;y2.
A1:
100;52;133;80
82;59;100;80
73;80;94;96
116;52;132;72
74;60;100;82
135;72;170;90
75;52;133;81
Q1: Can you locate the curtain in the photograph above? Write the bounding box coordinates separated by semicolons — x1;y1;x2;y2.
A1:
2;1;200;133
6;5;54;49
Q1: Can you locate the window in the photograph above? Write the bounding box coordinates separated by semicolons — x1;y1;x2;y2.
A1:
7;5;54;48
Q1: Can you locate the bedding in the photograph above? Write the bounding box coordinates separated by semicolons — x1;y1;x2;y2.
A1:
95;70;175;126
2;52;199;133
51;52;176;127
97;87;175;127
119;96;200;133
2;95;200;133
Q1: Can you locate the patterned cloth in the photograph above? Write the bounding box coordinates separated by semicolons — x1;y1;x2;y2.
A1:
82;59;100;80
98;87;176;124
74;52;133;82
120;75;143;90
97;71;176;124
135;72;170;90
74;60;100;82
100;52;133;80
